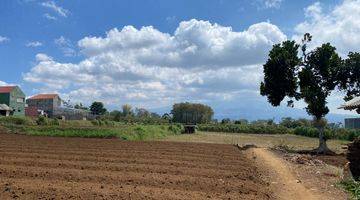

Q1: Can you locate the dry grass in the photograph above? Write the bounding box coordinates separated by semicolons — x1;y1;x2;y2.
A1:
161;132;349;154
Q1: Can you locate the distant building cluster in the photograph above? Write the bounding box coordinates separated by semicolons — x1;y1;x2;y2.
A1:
0;85;92;120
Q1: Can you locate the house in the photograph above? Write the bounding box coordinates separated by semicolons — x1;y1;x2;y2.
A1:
26;94;62;117
339;97;360;129
0;86;26;116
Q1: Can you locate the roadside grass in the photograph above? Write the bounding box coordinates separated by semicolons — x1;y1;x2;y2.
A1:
0;116;183;141
161;131;348;154
340;180;360;200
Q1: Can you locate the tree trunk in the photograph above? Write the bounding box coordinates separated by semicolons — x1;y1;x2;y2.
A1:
314;118;334;155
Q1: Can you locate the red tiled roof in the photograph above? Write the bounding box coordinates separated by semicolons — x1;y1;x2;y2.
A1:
28;94;59;100
0;86;16;93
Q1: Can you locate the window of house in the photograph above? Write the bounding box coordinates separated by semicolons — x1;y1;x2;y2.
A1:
17;98;24;103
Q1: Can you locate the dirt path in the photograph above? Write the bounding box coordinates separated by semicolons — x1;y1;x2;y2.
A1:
246;148;321;200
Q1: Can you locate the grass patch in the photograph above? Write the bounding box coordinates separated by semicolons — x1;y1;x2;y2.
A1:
161;132;348;154
340;180;360;200
17;125;182;140
0;116;183;141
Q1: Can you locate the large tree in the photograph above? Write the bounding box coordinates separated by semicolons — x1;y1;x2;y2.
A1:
338;52;360;114
171;102;214;124
90;101;107;115
260;34;343;154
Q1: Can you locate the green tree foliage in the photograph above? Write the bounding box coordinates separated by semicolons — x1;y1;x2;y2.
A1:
135;108;150;118
260;40;301;106
90;102;107;115
74;103;88;110
121;104;133;117
339;52;360;114
221;118;231;124
234;119;248;125
260;34;344;154
171;102;214;124
109;110;122;121
280;117;311;129
161;113;172;122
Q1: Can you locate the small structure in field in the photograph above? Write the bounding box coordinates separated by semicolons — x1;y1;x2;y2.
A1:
339;97;360;129
183;124;196;134
0;86;26;116
26;94;62;118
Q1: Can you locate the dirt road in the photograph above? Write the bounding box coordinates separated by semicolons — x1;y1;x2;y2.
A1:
0;132;273;199
246;148;320;200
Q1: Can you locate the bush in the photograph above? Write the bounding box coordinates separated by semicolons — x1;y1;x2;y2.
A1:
50;118;60;126
294;126;360;141
168;124;184;134
0;116;34;125
198;124;290;135
340;180;360;200
36;116;48;126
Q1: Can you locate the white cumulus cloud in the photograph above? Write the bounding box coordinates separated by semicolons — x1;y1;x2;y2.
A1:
294;0;360;55
0;36;9;43
24;19;286;108
26;41;43;47
255;0;283;9
0;81;7;86
41;1;69;17
54;36;76;57
43;13;57;20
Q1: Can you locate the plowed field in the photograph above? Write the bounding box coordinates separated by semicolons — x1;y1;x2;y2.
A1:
0;132;273;199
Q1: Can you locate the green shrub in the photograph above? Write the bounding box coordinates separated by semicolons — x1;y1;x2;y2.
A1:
0;116;34;125
104;120;115;127
294;126;319;138
198;124;291;135
168;124;184;134
294;126;360;141
340;180;360;200
26;127;118;138
36;116;48;126
50;118;60;126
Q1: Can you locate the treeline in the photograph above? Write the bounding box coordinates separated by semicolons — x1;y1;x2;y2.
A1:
199;117;360;141
64;101;360;141
105;104;169;124
85;101;214;125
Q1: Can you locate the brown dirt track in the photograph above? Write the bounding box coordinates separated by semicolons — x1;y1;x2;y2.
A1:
0;132;274;200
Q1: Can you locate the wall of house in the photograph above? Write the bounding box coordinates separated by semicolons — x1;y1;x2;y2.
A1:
8;87;25;116
26;99;55;117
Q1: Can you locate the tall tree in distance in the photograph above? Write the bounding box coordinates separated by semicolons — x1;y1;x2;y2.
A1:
260;33;343;154
171;102;214;124
121;104;133;117
90;101;107;115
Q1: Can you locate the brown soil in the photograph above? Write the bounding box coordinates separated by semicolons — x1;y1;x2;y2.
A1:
0;133;274;200
245;148;321;200
269;149;348;200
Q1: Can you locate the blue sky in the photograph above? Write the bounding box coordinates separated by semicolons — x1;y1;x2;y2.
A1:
0;0;359;120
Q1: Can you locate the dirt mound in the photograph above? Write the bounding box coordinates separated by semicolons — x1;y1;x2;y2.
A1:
0;132;273;199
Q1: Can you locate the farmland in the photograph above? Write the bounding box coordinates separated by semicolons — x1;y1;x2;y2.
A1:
0;132;273;199
161;132;348;154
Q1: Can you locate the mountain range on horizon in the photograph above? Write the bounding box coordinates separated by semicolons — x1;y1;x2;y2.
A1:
151;98;358;124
